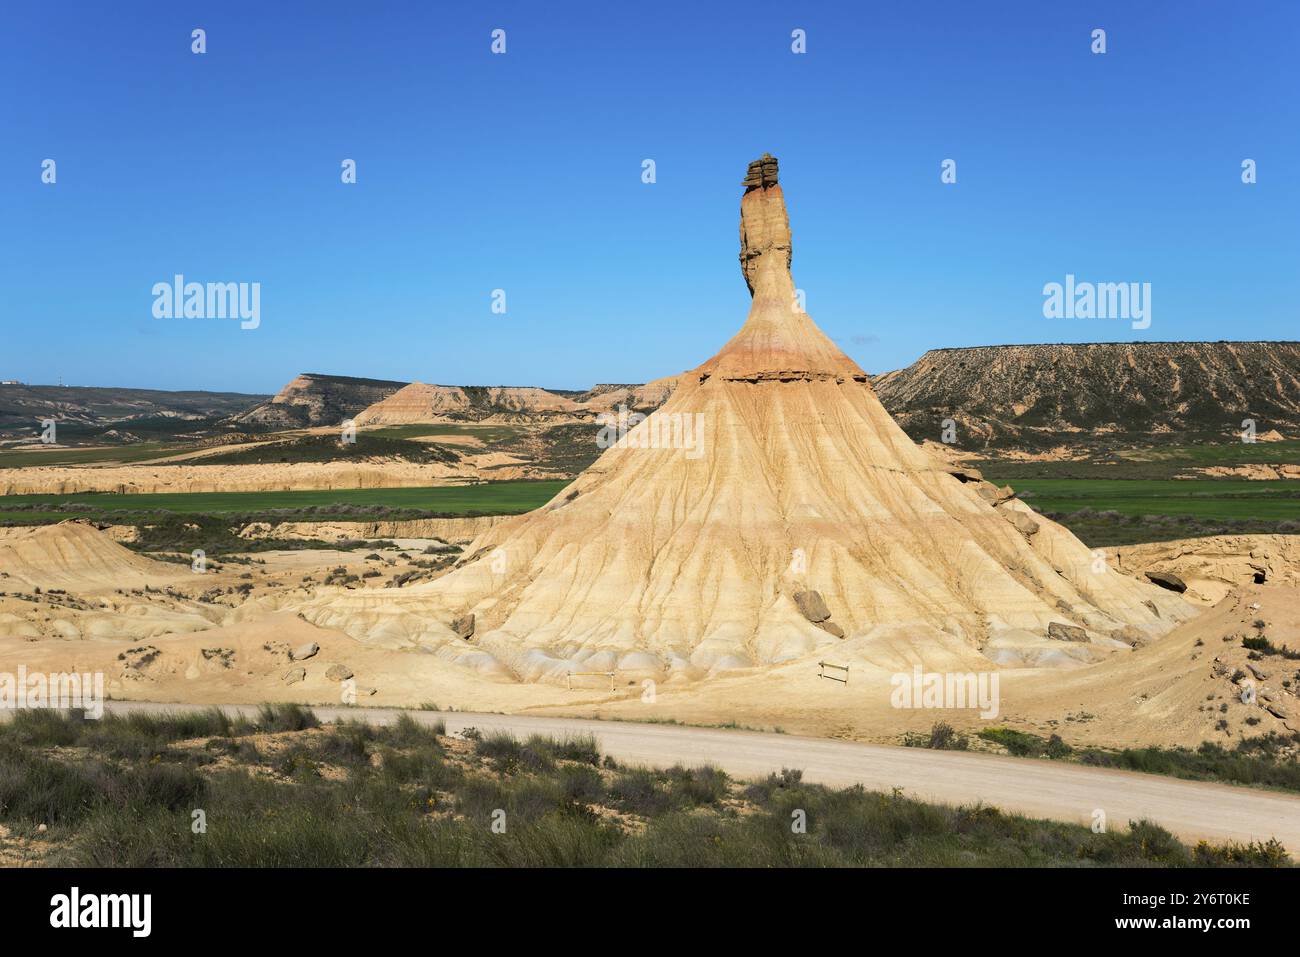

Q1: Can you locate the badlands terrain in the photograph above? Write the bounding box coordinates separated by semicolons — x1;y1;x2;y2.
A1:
1;155;1298;763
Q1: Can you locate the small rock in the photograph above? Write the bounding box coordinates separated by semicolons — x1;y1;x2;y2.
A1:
793;590;831;623
1003;508;1039;537
1047;622;1089;643
1247;663;1268;681
282;667;306;685
976;482;1015;505
325;664;354;682
37;823;47;833
1145;570;1187;593
1110;625;1147;647
290;642;320;661
451;614;475;640
816;620;846;639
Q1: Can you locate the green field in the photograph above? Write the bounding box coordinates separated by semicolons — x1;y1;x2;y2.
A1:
978;440;1300;482
0;480;569;525
998;479;1300;521
1122;439;1300;465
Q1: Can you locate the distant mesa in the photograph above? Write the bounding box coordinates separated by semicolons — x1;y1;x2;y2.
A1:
230;373;408;430
230;372;687;430
872;341;1300;449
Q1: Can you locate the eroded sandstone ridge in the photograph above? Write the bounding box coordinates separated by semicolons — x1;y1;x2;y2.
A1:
288;156;1195;682
873;341;1300;447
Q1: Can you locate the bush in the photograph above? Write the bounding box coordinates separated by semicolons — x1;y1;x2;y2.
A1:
314;722;377;764
608;765;729;816
1242;635;1300;659
1194;837;1290;867
978;727;1069;758
0;708;86;747
256;703;320;733
0;746;104;825
903;722;969;750
381;713;445;749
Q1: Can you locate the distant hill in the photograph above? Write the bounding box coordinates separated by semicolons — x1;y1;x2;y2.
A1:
355;383;584;425
871;341;1300;449
238;372;688;429
0;383;268;437
229;373;409;430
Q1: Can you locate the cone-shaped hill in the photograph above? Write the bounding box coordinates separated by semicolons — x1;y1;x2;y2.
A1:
291;156;1196;682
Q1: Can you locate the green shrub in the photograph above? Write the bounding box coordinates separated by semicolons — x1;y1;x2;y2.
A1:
257;703;320;733
903;721;969;750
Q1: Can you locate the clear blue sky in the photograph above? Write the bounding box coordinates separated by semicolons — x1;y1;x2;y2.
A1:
1;0;1296;394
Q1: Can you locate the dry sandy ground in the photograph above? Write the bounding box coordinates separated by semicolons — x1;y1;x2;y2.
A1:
0;523;1296;752
0;456;559;495
1194;464;1300;480
235;516;507;544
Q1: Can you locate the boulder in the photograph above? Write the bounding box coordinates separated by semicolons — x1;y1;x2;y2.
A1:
282;667;306;685
1264;701;1291;721
1003;508;1039;537
290;642;320;661
1047;622;1089;643
1109;625;1147;647
325;663;354;682
451;614;475;640
1144;570;1187;593
793;590;831;623
976;482;1015;505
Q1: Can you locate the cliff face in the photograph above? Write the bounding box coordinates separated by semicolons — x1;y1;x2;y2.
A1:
871;342;1300;448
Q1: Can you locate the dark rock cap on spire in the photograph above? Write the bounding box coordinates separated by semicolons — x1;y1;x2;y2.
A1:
741;153;779;191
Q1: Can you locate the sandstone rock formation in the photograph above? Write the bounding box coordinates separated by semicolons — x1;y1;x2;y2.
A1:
0;522;214;642
0;521;185;592
1107;534;1300;605
355;383;584;426
575;376;681;414
292;157;1195;682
